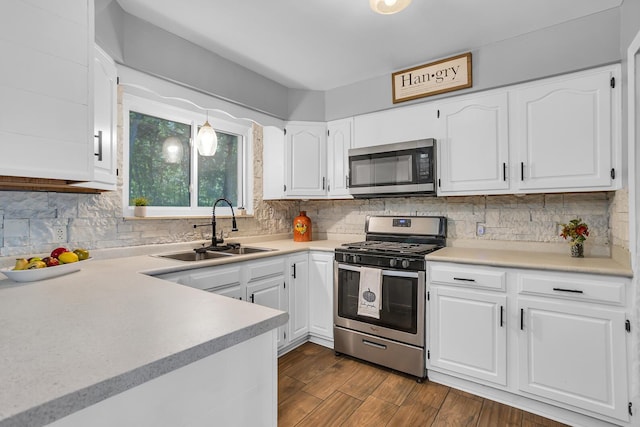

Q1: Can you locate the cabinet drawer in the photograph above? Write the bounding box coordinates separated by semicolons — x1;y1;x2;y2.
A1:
245;257;287;282
189;265;242;291
518;273;626;305
429;263;506;291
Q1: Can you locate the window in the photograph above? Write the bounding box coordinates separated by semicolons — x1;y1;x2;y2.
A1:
123;95;252;217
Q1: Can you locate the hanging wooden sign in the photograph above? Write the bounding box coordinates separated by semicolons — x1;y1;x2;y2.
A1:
392;52;472;103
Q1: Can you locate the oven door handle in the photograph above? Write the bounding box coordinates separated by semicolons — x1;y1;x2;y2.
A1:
337;263;420;278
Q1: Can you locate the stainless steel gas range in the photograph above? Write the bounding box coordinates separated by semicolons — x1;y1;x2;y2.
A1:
333;215;447;380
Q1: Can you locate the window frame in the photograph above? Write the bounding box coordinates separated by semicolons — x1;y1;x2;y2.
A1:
122;94;253;218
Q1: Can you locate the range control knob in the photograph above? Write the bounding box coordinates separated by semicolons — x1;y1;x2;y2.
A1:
401;259;411;269
389;258;397;268
351;254;360;264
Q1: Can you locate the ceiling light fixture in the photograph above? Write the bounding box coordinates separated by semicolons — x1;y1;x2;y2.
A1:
370;0;412;15
162;136;183;163
196;111;218;156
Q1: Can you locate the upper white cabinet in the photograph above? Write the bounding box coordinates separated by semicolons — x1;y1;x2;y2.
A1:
353;102;438;148
285;121;327;198
73;44;118;191
511;66;620;192
262;126;286;200
326;118;353;199
437;92;510;195
0;0;94;181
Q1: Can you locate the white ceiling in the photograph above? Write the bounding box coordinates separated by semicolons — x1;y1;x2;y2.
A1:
116;0;622;91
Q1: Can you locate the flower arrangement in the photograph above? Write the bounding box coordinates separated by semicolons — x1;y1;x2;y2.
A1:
560;218;589;245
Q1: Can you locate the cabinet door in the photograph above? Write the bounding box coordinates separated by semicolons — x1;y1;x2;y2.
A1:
512;67;618;192
247;276;288;348
262;126;285;199
518;297;629;421
308;252;334;341
288;254;309;342
437;92;510;195
0;0;93;181
90;45;117;186
285;122;327;197
353;103;438;148
429;286;507;386
327;118;353;199
72;45;118;191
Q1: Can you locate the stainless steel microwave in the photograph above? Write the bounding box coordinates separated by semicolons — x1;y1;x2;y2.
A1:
348;139;436;198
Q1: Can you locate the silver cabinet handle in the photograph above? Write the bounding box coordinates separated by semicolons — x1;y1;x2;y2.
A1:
94;130;103;161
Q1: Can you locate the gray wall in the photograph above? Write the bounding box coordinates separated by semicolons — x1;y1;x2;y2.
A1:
325;8;622;120
96;3;624;123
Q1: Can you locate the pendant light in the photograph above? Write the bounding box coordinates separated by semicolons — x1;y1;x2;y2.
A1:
370;0;412;15
196;111;218;156
162;136;183;163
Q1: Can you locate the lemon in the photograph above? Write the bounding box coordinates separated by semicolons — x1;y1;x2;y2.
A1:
58;251;79;264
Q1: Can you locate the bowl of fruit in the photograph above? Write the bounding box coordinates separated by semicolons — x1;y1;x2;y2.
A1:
1;247;91;282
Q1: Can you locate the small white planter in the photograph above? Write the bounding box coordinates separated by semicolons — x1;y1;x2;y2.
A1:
134;206;147;217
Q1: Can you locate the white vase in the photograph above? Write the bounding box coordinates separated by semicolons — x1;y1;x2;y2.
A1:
134;206;147;217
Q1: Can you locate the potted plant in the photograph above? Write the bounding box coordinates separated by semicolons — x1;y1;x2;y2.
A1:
132;197;149;217
560;218;589;257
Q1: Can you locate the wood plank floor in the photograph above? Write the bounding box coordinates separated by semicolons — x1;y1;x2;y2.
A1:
278;343;569;427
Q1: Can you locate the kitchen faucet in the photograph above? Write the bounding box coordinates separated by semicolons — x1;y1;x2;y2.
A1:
193;198;238;251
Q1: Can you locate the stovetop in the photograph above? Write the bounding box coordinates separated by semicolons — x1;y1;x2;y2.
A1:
334;215;447;270
340;241;442;256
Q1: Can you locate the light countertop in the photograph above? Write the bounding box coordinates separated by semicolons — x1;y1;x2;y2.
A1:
426;246;633;277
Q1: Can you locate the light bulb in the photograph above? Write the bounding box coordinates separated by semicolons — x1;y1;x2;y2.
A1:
196;121;218;156
370;0;411;14
162;136;183;163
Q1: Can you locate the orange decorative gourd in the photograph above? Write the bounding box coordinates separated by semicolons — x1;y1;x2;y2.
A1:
293;211;312;242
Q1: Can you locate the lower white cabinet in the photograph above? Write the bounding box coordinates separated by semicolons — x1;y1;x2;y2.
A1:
247;276;287;348
427;261;631;425
154;250;335;352
429;286;507;385
287;253;309;342
308;251;334;342
518;297;629;421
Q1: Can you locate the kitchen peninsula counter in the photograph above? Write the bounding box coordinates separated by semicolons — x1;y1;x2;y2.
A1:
0;237;357;427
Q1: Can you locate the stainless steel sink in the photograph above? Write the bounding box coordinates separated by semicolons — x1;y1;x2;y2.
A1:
154;246;274;261
155;251;233;261
223;246;275;255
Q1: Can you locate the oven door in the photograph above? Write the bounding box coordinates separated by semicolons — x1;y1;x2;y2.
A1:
334;262;425;347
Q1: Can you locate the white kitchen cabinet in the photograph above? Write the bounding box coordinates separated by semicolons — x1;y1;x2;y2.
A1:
326;118;353;199
308;251;334;344
247;276;288;348
517;271;629;422
0;0;94;181
285;121;327;198
427;263;507;386
427;260;631;425
436;92;510;195
154;264;243;299
287;253;309;342
245;256;288;348
73;45;118;191
262;126;286;200
353;102;438;148
429;286;507;386
511;65;620;192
